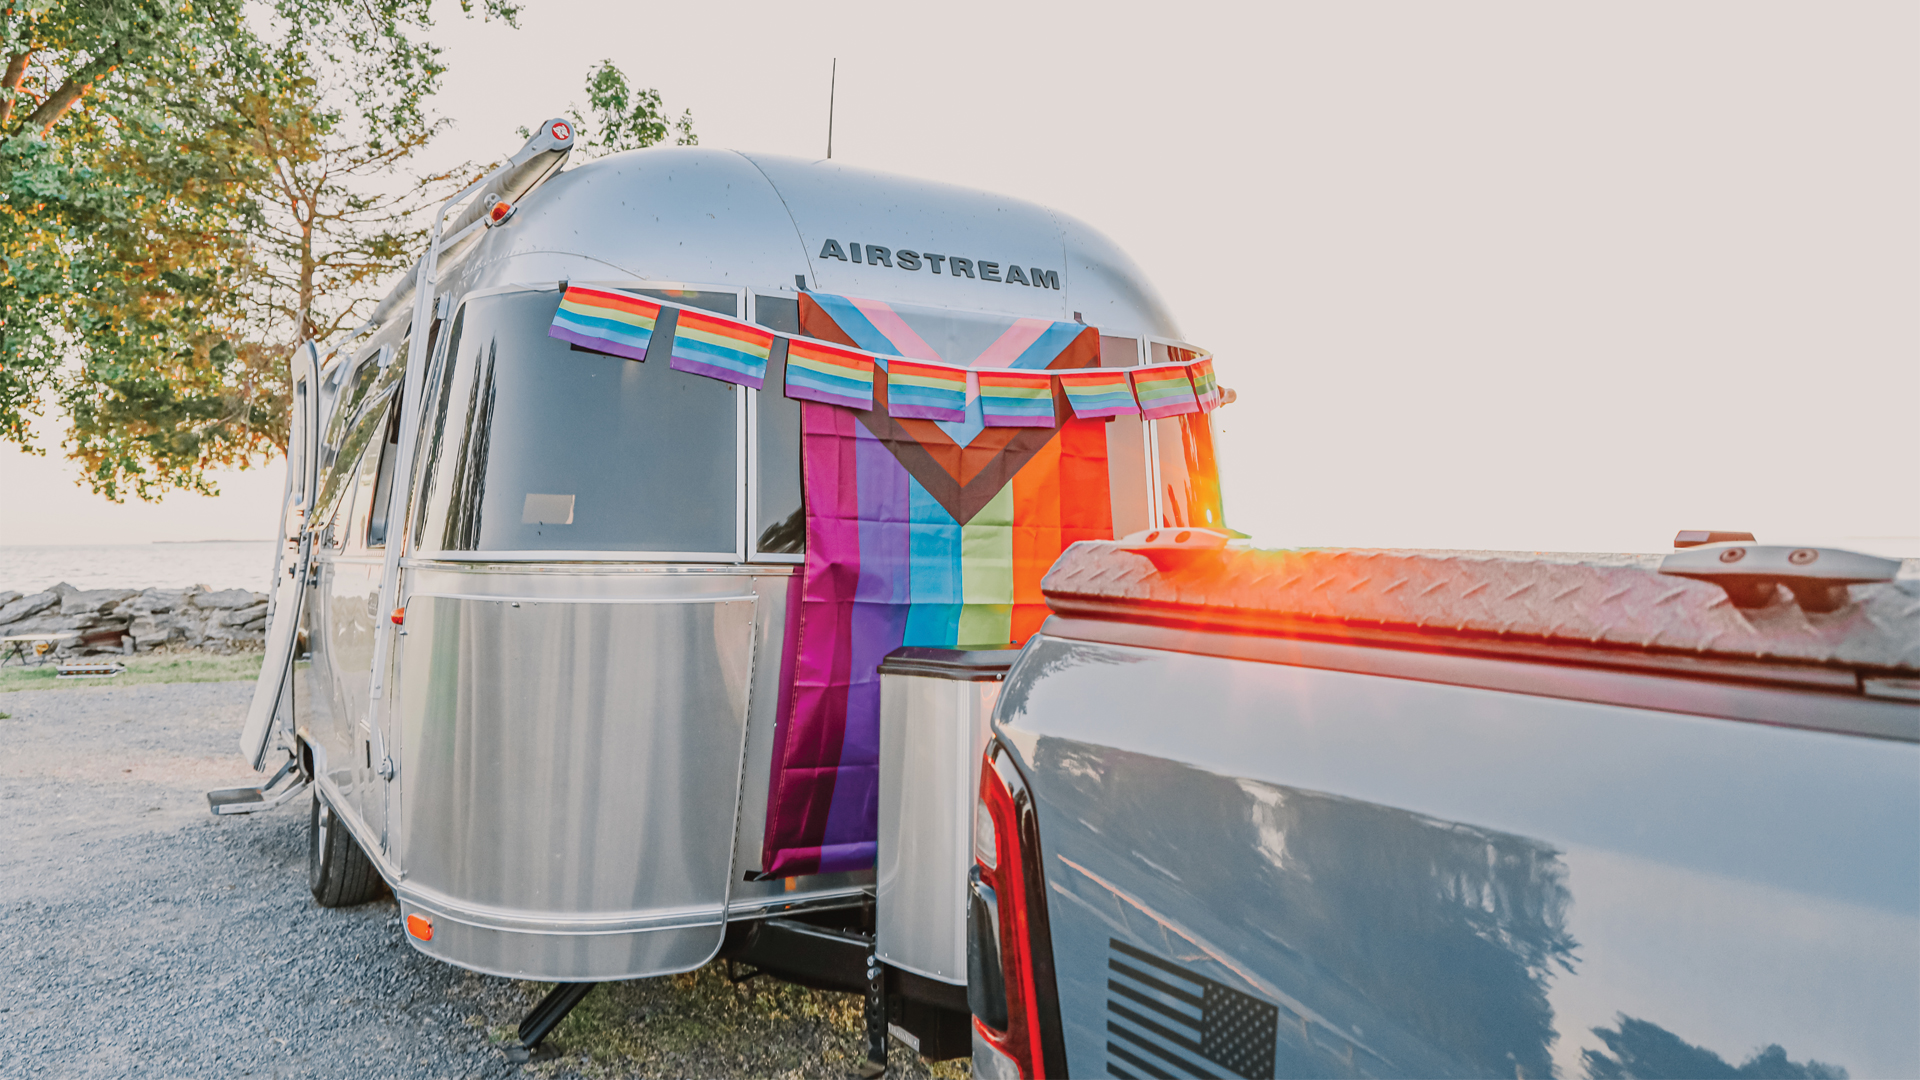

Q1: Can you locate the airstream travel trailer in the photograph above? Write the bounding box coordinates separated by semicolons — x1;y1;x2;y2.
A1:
211;120;1228;1061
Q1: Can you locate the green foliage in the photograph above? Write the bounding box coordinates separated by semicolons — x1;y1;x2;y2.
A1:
564;60;696;158
0;0;265;483
0;0;519;500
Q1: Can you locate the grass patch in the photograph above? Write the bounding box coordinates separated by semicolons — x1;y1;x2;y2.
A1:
507;964;970;1079
0;649;263;694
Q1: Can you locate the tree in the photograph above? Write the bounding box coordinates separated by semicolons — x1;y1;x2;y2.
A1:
551;60;696;158
0;0;264;490
1;0;519;500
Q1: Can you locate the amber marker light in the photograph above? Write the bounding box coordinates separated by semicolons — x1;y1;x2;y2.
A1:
390;608;405;626
487;200;517;226
406;913;434;941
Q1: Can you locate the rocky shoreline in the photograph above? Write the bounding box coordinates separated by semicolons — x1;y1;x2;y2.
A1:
0;583;269;656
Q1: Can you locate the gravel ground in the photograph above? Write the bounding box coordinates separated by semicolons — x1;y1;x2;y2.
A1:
0;678;966;1079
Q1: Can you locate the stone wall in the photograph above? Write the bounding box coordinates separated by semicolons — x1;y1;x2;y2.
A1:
0;583;269;655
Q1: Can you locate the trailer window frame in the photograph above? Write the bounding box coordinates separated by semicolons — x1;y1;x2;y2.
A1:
1143;335;1224;531
409;281;750;564
746;291;804;564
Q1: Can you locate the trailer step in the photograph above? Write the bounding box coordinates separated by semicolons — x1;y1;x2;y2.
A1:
207;754;307;816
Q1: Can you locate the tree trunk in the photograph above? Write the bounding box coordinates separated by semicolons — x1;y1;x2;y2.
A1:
0;49;31;130
19;54;115;135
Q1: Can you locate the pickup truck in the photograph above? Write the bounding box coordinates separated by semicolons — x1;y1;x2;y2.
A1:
966;538;1918;1079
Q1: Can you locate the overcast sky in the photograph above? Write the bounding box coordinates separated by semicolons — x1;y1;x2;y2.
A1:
5;0;1915;554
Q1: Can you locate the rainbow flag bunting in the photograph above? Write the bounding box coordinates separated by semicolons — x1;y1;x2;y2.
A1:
670;308;778;389
786;338;878;409
548;286;663;361
1188;357;1221;412
1132;363;1202;419
1058;369;1140;418
884;358;970;422
977;369;1057;427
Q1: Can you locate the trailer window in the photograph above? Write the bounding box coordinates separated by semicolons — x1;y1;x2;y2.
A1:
634;288;737;317
418;290;739;555
752;294;803;555
1100;335;1151;537
1156;411;1224;530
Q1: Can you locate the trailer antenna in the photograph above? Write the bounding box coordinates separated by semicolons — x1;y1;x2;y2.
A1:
827;58;837;159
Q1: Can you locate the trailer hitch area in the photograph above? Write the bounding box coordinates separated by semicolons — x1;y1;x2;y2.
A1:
1659;544;1901;613
504;982;597;1064
206;752;310;816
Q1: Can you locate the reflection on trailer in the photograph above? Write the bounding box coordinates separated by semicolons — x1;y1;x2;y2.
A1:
214;119;1226;1063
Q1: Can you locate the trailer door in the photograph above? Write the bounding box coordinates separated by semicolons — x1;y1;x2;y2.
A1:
239;342;323;771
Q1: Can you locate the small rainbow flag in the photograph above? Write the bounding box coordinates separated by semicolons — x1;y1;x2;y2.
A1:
977;369;1057;427
786;338;877;409
885;358;970;422
1132;363;1201;419
1058;369;1139;418
548;286;662;361
670;308;778;389
1187;357;1222;412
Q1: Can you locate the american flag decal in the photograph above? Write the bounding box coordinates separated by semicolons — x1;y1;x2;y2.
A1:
1106;938;1279;1078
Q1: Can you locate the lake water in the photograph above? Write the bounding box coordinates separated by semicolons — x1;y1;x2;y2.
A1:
0;542;279;594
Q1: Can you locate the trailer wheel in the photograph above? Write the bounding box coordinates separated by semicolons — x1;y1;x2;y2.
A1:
309;793;383;907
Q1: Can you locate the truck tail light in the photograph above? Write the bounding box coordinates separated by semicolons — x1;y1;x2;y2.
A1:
970;738;1065;1078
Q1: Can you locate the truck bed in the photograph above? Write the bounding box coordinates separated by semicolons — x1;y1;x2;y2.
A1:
989;543;1917;1079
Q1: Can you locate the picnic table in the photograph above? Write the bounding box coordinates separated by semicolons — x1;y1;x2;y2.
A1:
1;632;79;668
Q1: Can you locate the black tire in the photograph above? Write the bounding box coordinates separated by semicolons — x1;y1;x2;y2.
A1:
309;793;383;907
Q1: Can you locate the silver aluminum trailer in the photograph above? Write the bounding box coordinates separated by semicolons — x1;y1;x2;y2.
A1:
214;120;1213;1060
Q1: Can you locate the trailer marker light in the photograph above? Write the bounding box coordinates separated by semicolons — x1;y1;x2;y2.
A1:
406;913;434;941
390;608;405;626
487;201;517;226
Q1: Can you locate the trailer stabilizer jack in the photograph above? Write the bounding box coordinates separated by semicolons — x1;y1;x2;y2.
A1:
505;981;596;1063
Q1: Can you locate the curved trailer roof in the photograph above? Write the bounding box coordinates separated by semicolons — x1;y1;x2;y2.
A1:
448;148;1185;342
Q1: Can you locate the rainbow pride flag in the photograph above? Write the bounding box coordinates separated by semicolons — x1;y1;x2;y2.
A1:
884;358;970;422
1058;369;1139;418
1133;363;1201;419
548;286;663;361
977;369;1057;427
786;339;877;409
669;308;778;389
1188;357;1222;412
761;404;1114;876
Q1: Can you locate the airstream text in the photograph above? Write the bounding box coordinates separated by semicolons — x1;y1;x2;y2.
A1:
817;239;1060;288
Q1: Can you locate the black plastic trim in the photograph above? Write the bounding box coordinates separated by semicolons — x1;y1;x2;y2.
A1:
989;737;1071;1078
717;915;871;995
